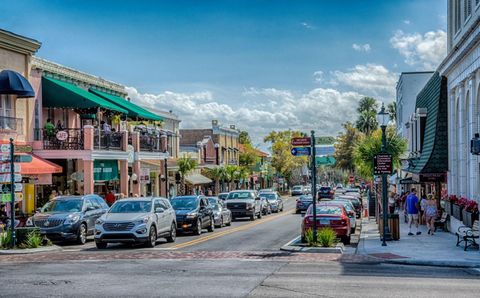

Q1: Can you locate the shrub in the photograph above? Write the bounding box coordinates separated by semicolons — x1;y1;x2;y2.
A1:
22;229;43;249
0;230;12;249
317;227;337;247
15;227;41;245
304;228;318;247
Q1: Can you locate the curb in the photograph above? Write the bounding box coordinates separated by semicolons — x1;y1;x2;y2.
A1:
0;245;63;255
384;258;480;268
280;235;344;254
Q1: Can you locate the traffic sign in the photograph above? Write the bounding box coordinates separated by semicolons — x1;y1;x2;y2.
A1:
291;137;311;146
0;144;11;153
1;183;23;192
374;153;393;175
291;147;311;156
0;163;21;173
1;192;23;203
0;174;22;183
0;155;32;163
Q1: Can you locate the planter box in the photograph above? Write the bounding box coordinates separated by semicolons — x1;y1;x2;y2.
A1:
462;209;479;228
444;201;453;215
452;204;463;221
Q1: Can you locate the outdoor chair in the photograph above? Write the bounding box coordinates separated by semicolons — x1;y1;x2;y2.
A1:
434;212;449;232
456;220;479;251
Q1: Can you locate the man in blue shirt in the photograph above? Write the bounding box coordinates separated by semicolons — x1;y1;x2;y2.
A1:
404;188;421;236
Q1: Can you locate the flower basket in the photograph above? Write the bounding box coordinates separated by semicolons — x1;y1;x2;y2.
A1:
444;201;453;215
462;209;478;227
452;203;463;221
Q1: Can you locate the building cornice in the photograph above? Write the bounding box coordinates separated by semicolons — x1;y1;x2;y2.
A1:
31;56;127;96
0;29;41;55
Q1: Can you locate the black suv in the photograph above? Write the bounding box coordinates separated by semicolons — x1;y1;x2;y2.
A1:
171;196;214;235
33;195;109;244
317;186;334;199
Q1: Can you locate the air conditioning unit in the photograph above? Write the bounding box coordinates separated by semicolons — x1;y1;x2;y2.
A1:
471;134;480;155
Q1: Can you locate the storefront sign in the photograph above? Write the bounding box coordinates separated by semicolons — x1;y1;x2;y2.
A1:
140;168;150;184
56;130;68;141
1;183;23;192
0;163;21;173
1;192;23;203
374;154;392;175
0;144;11;153
0;173;22;183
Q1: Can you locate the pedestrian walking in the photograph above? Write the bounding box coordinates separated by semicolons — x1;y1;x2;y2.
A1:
388;192;396;214
425;194;438;235
404;188;421;236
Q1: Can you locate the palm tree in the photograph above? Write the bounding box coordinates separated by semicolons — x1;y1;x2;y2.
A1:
225;165;239;191
177;154;198;195
237;167;251;189
387;101;397;123
357;97;379;114
355;110;378;135
204;166;226;195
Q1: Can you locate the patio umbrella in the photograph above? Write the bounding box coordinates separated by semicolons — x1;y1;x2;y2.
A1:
0;69;35;98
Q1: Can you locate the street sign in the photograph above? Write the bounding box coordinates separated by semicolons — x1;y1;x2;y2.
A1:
374;153;393;175
0;174;22;183
291;137;311;146
0;144;11;153
291;147;311;156
0;163;21;173
0;155;33;163
1;192;23;203
1;183;23;192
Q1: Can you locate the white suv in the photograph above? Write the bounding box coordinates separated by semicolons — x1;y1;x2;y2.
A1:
94;197;176;249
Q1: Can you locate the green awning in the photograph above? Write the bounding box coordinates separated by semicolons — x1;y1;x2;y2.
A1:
42;77;128;114
89;89;163;121
94;160;119;181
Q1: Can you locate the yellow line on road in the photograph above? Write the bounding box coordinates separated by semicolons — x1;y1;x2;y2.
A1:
168;210;293;250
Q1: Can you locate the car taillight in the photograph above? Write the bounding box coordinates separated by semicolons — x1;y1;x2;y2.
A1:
304;216;312;224
329;191;334;195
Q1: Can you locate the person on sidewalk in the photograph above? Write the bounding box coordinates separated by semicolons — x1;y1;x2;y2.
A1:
425;194;438;235
405;188;421;236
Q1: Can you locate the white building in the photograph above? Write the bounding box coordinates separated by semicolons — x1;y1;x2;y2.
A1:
439;0;480;201
396;72;434;140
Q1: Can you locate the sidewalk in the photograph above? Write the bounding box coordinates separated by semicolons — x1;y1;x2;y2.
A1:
356;213;480;268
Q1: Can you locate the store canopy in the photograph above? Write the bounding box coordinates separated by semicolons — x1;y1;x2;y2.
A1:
93;160;119;181
17;154;62;175
0;69;35;98
89;89;163;121
185;173;212;185
42;77;128;114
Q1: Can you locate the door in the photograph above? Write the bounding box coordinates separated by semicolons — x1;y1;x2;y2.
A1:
162;198;175;230
154;199;168;234
83;198;99;233
199;197;211;228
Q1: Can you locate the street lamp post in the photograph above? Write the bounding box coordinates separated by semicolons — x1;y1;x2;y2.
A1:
377;103;391;246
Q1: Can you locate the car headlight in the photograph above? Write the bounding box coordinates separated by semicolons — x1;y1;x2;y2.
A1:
95;218;105;225
186;212;198;219
135;217;149;225
246;203;254;210
65;214;80;224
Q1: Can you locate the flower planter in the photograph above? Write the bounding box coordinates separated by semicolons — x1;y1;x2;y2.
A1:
444;201;453;215
452;203;463;221
462;209;479;228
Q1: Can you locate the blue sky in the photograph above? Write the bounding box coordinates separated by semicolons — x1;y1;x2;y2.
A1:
1;0;447;143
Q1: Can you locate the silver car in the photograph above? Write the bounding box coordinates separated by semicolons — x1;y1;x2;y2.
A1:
94;197;176;249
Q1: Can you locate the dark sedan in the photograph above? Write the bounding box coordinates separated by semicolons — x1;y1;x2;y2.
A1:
295;195;313;214
317;186;334;199
171;196;214;235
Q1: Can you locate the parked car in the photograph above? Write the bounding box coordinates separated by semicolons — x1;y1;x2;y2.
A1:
207;197;232;228
33;195;109;245
259;188;274;193
171;196;214;235
301;202;351;244
331;199;357;234
291;185;306;196
225;190;262;221
94;197;177;249
317;186;334;199
336;195;362;218
259;192;284;213
295;195;313;214
218;193;229;201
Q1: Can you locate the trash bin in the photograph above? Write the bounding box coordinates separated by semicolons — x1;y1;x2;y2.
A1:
388;213;400;240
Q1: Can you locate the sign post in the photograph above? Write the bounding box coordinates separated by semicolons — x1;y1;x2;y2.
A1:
9;138;15;248
310;131;317;244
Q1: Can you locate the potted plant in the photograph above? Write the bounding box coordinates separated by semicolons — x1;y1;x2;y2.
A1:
452;197;466;221
462;199;479;228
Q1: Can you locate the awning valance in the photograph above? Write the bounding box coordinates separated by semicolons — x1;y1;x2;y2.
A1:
89;89;163;121
185;173;212;185
42;77;128;114
17;154;62;175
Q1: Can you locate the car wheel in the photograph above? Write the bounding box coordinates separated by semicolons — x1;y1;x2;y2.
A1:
145;226;157;248
166;223;176;243
207;217;215;232
295;209;301;214
351;227;356;234
226;216;232;226
76;223;87;245
194;219;202;235
257;210;262;219
250;214;256;221
95;241;108;249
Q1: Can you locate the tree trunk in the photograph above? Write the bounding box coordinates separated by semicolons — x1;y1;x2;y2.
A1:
215;179;220;195
179;176;186;196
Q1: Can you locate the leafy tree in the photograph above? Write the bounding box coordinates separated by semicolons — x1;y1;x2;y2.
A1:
203;166;226;194
334;122;361;172
239;131;251;145
177;154;198;195
239;143;260;169
264;130;308;186
387;101;397;122
356;110;378;135
357;97;378;114
316;136;335;145
225;165;240;191
353;127;407;180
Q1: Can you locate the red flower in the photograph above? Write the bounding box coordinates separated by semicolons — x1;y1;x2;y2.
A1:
465;200;479;213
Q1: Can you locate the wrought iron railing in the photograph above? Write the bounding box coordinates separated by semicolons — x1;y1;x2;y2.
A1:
34;128;84;150
139;134;163;152
0;116;23;134
94;129;123;150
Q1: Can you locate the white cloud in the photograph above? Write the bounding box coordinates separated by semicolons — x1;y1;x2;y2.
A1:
330;64;398;100
313;70;324;83
300;22;314;30
127;86;363;144
403;20;411;25
390;30;447;70
352;43;371;52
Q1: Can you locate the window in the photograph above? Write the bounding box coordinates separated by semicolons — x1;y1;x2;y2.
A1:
0;95;14;129
455;0;462;33
154;200;163;211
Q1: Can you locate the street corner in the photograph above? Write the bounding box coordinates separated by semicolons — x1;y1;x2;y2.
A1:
0;244;63;255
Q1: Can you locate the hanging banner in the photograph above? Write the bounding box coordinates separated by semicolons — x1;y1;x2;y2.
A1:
140;168;150;184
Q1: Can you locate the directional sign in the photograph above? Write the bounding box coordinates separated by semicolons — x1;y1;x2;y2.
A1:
1;192;23;203
1;183;23;192
374;153;393;175
0;154;32;163
291;147;311;156
0;174;22;183
291;137;311;146
0;163;21;173
0;144;11;153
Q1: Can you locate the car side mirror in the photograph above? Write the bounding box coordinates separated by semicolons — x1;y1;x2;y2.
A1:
155;207;165;213
255;197;261;201
36;208;41;213
86;206;95;211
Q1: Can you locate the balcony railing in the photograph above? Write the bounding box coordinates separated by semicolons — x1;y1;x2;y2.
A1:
0;116;23;134
139;134;163;152
94;129;123;150
35;128;84;150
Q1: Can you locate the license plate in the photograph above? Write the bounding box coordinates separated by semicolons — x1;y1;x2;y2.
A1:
319;219;330;225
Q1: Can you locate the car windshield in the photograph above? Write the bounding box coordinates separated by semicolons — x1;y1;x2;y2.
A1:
260;194;276;200
309;205;342;215
171;197;198;210
227;192;253;200
109;201;152;213
207;198;217;205
320;187;331;192
218;194;228;200
292;186;302;191
41;199;83;213
300;195;312;201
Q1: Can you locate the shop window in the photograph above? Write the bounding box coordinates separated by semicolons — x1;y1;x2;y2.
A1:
0;95;14;129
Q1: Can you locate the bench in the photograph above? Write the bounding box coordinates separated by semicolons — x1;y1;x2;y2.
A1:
434;212;449;232
456;220;479;251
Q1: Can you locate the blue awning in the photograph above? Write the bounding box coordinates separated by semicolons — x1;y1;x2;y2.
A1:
0;69;35;98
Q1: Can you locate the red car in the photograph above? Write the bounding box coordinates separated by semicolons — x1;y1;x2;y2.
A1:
301;202;351;244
